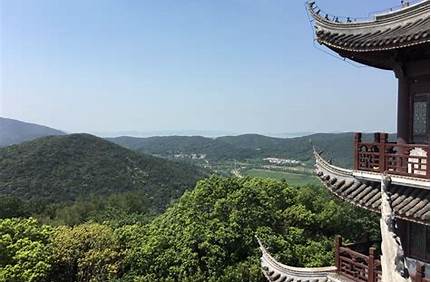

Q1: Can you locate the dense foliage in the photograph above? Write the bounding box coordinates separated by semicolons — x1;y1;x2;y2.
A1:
0;177;379;282
0;134;207;210
0;218;53;282
0;191;155;226
50;223;124;282
122;176;379;281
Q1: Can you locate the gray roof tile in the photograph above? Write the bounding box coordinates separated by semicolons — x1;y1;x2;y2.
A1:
314;151;429;225
308;1;430;52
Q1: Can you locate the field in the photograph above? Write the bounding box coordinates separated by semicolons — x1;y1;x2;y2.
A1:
243;169;321;186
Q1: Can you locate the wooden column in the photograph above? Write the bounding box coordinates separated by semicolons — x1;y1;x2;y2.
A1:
374;132;388;173
335;235;342;272
368;247;376;282
397;75;410;144
354;133;362;170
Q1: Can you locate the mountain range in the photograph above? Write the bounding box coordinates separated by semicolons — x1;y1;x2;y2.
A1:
108;132;395;168
1;117;396;169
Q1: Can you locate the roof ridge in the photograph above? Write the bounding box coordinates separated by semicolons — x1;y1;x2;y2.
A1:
307;0;429;27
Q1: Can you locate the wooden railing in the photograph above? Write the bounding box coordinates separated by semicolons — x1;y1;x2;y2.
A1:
335;236;381;282
354;132;430;179
335;236;428;282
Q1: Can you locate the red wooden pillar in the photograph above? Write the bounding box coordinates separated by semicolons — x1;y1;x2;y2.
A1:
335;235;342;272
375;132;388;173
368;247;376;282
380;133;388;143
397;74;410;144
380;133;388;173
354;133;362;170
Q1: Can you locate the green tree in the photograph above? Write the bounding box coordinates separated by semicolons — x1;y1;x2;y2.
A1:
0;218;53;282
50;223;124;282
123;176;379;281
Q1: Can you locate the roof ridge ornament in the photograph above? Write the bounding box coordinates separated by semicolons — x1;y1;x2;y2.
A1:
306;0;430;65
307;0;427;25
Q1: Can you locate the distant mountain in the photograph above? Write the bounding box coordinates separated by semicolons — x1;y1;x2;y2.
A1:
93;130;238;138
265;132;315;138
0;134;207;209
109;132;396;168
109;135;258;161
0;117;65;147
217;133;354;166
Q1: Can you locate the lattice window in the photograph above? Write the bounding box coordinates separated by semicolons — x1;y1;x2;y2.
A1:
412;93;429;143
408;223;430;262
413;101;427;135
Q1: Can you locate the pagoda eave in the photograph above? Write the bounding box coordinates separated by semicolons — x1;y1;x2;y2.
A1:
318;41;430;70
314;150;430;226
257;237;336;282
308;0;430;69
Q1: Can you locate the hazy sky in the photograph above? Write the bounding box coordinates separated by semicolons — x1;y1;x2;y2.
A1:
1;0;400;135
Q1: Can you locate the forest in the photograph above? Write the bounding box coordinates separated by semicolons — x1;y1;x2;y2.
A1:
0;176;380;282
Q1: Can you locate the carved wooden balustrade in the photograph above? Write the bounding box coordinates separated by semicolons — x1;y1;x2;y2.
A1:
335;236;381;282
354;133;430;179
335;236;429;282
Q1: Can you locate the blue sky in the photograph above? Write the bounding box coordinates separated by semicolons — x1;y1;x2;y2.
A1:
1;0;399;135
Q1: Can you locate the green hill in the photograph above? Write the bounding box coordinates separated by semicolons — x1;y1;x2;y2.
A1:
0;134;207;209
0;117;65;147
219;133;356;167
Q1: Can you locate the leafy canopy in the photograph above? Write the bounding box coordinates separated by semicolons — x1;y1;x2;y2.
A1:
0;218;53;282
123;176;379;281
0;176;379;282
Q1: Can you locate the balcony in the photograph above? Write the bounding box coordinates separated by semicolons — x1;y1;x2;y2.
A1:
335;236;429;282
354;133;430;179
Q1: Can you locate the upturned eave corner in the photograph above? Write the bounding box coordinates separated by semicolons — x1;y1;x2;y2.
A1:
256;236;336;282
307;0;430;53
313;151;430;226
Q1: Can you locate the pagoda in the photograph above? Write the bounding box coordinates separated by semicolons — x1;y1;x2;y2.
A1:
259;1;430;281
